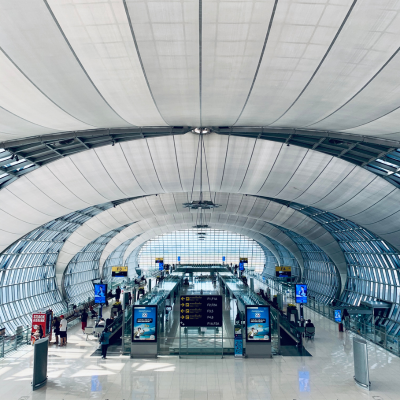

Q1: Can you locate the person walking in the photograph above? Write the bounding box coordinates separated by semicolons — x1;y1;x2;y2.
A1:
115;286;121;301
342;309;350;332
99;327;111;359
81;309;88;333
59;315;67;347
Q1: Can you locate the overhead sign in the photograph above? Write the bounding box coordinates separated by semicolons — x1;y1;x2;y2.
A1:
275;266;292;278
240;258;248;263
180;295;222;327
112;266;128;277
155;258;164;263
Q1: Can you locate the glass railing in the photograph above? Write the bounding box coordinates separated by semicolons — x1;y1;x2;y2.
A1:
250;273;400;357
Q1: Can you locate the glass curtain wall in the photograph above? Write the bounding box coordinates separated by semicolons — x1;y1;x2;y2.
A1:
137;229;266;272
102;237;139;284
272;226;340;303
268;238;301;281
64;225;131;304
0;206;107;333
290;203;400;334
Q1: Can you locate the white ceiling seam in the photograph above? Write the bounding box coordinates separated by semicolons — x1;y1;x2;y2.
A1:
0;0;130;133
46;0;166;127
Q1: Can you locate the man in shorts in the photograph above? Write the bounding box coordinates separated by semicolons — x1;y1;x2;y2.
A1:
59;315;67;346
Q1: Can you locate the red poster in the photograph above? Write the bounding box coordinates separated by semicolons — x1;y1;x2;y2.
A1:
31;313;46;344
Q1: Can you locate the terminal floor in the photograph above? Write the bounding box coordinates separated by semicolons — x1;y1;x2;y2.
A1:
2;305;400;399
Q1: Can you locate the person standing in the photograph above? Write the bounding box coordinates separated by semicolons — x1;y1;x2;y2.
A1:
342;309;350;332
99;327;111;359
53;316;60;345
81;309;88;333
128;292;132;305
59;315;67;347
115;286;121;301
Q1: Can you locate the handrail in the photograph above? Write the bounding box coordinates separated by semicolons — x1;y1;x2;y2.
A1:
251;273;400;357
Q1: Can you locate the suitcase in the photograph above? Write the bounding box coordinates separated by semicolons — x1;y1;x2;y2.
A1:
338;322;344;332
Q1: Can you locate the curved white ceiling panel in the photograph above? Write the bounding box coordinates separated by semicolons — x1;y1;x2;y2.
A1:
236;0;352;126
47;0;166;126
201;0;276;126
0;49;92;132
274;0;400;129
0;0;130;132
0;134;400;257
124;0;199;126
54;193;344;279
0;107;57;139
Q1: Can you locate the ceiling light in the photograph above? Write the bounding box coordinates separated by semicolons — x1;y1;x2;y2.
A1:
192;127;211;135
183;200;220;210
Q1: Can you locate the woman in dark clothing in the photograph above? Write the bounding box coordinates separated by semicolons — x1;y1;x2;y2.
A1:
99;327;111;359
53;317;60;345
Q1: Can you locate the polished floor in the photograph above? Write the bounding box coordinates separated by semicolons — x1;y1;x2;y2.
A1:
1;304;400;399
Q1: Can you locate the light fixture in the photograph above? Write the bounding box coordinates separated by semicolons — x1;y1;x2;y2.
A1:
192;127;211;135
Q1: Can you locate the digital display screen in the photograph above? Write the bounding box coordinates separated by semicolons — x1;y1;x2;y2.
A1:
94;284;107;304
295;284;308;304
334;309;342;323
159;262;164;271
245;306;271;342
132;306;157;342
239;262;244;271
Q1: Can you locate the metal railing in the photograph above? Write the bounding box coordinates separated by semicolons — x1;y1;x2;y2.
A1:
250;273;400;357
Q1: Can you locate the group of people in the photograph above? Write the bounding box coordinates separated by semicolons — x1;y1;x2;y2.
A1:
52;315;68;346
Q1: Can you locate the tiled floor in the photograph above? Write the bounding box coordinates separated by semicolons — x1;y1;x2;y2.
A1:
1;306;400;399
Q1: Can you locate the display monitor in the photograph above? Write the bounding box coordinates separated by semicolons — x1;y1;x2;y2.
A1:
132;305;157;342
159;261;164;271
94;283;107;304
245;305;271;342
239;262;244;271
295;284;308;304
334;309;342;323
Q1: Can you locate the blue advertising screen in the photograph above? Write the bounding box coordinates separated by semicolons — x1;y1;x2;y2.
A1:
158;261;164;271
178;256;181;262
222;256;226;262
245;306;271;342
94;284;107;304
295;284;308;304
132;306;157;342
239;262;244;271
334;309;342;323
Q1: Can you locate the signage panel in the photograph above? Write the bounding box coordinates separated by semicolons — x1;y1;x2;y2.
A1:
155;258;164;263
179;295;222;327
295;284;308;304
31;313;47;344
245;305;271;342
94;283;107;304
240;258;248;263
334;309;342;323
275;266;292;278
132;305;157;342
112;266;128;277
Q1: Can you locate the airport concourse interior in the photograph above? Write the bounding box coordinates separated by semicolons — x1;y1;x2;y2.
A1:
5;1;400;400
